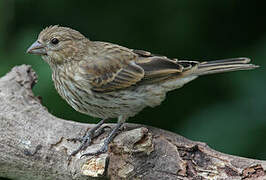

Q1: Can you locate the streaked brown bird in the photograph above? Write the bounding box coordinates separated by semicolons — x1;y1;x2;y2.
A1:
27;25;258;156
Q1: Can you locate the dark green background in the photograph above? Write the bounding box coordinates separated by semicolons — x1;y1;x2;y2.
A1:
1;0;265;163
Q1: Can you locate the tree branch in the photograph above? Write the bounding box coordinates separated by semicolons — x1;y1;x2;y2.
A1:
0;65;265;180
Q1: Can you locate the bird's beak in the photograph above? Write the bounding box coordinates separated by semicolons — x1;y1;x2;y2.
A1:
26;41;47;55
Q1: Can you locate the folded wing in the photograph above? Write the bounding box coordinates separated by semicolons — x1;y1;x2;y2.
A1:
78;45;201;92
134;49;199;84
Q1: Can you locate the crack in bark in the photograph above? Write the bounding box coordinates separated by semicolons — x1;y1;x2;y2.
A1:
23;144;42;156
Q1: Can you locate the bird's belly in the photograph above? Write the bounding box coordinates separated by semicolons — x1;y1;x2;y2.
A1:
55;80;148;119
86;90;148;119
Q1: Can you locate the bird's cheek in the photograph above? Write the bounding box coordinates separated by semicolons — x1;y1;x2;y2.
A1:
48;51;64;64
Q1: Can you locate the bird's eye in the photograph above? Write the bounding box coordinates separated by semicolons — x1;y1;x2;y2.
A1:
51;38;59;45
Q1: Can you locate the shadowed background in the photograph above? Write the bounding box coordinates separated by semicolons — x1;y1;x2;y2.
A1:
0;0;265;161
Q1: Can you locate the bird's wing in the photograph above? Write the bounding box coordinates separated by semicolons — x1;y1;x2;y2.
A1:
78;42;145;92
79;43;200;92
133;49;200;83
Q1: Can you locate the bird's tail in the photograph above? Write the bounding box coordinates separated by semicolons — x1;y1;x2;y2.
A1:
194;57;259;76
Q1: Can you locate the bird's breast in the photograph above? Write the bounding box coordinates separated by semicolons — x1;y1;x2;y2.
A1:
51;70;148;119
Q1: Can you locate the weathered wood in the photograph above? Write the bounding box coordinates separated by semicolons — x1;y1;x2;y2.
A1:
0;65;265;180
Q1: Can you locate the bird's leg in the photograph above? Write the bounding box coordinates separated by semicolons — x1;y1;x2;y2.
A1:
81;116;126;157
93;126;112;139
69;118;108;156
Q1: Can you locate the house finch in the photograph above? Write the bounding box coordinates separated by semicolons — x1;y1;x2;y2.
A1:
27;25;258;157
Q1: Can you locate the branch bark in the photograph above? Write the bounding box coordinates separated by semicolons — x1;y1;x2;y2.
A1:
0;65;265;180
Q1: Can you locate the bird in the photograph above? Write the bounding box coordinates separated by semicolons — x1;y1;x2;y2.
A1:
26;25;258;157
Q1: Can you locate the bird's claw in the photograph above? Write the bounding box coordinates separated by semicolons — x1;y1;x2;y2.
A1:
80;122;122;157
67;137;84;143
69;133;96;156
81;144;108;157
69;125;110;156
93;126;111;138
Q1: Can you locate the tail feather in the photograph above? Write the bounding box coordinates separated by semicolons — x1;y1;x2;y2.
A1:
195;57;259;76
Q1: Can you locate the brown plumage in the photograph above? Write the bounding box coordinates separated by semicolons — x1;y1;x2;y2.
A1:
27;25;258;156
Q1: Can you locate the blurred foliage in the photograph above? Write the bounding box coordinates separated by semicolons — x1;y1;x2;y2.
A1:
0;0;266;161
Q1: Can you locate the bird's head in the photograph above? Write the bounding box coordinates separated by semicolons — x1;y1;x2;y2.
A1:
27;25;87;65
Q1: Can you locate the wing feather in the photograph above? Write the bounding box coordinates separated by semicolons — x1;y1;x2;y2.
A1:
78;42;145;92
91;62;144;92
133;49;199;82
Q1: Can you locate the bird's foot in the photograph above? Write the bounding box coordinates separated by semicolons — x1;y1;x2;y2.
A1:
68;126;110;143
81;143;108;157
81;122;123;157
68;119;109;156
69;126;110;156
